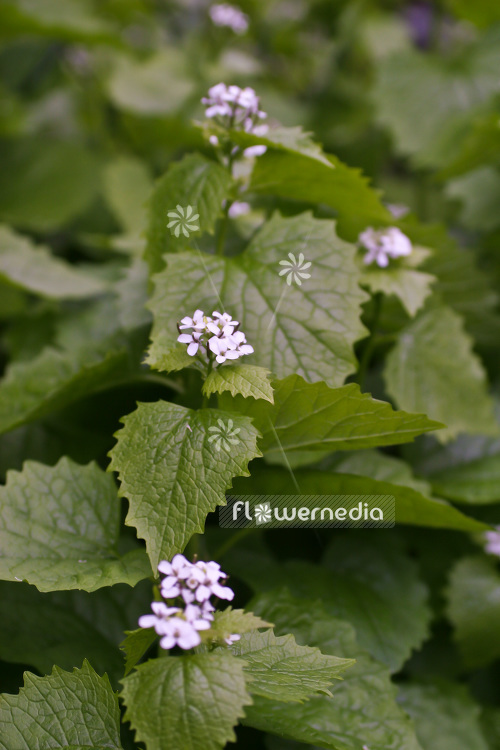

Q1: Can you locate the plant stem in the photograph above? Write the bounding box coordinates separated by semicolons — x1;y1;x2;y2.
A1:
215;151;236;257
357;293;383;390
201;356;214;407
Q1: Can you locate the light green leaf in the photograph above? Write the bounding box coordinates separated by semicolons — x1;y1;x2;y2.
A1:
373;36;500;168
121;627;158;676
446;556;500;668
230;125;391;241
0;661;123;750
0;343;137;436
446;166;500;232
108;49;194;115
385;305;498;442
145;153;233;273
103;156;153;236
223;535;431;672
203;364;274;403
108;402;261;569
245;590;422;750
330;449;432;495
203;608;273;646
445;0;500;28
221;374;443;455
398;682;489;750
0;457;152;592
121;652;251;750
0;138;101;231
430;453;500;504
360;263;435;317
0;225;106;299
230;629;354;703
0;0;117;42
147;213;369;387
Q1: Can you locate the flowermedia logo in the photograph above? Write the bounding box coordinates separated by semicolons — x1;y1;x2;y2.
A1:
220;495;395;528
208;419;241;452
167;204;200;237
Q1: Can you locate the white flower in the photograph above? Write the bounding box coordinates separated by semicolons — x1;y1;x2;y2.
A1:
167;204;200;238
278;252;312;286
484;527;500;557
202;83;267;142
178;309;207;331
243;145;267;158
359;227;412;268
225;633;241;645
228;201;250;218
177;331;203;357
159;617;201;650
209;3;249;33
138;602;182;635
184;604;213;630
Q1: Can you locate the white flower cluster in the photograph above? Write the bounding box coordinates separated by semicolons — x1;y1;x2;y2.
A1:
202;83;268;157
484;527;500;557
177;309;254;364
359;227;412;268
209;3;249;34
139;555;240;650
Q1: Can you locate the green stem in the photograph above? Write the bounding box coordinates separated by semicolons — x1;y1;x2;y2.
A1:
357;293;383;390
215;152;236;257
214;527;254;559
201;356;214;407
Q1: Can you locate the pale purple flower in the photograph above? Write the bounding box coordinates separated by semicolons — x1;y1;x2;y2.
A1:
359;227;412;268
159;617;201;650
225;633;241;645
177;331;203;356
228;201;250;218
484;527;500;557
138;602;182;635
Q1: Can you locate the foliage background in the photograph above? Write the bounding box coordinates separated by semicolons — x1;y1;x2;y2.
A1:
1;1;500;749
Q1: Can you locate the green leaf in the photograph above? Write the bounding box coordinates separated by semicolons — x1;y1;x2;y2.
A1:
232;464;489;532
223;535;431;672
360;255;435;317
445;0;500;28
0;457;152;592
0;337;141;436
147;212;370;387
245;589;422;750
108;49;194;116
103;156;153;236
0;138;102;231
446;556;500;668
0;579;151;684
203;364;274;403
398;682;489;750
203;608;273;646
221;374;443;455
384;305;498;443
232;125;391;241
430;453;500;504
230;629;354;703
330;449;432;495
0;661;123;750
446;167;500;232
373;36;500;168
121;652;251;750
121;627;158;676
145;153;233;273
108;402;261;569
0;225;106;299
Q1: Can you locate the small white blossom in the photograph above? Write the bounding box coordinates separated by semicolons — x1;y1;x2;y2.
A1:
177;309;253;364
228;201;251;218
159;617;201;650
138;602;182;635
225;633;241;645
209;3;249;33
359;227;412;268
202;83;268;146
484;527;500;557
